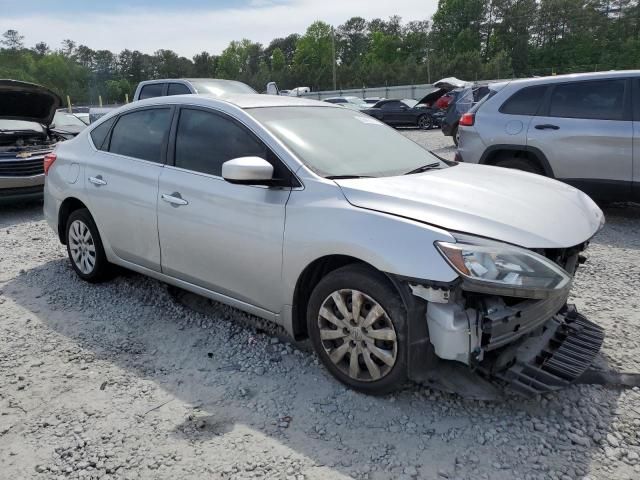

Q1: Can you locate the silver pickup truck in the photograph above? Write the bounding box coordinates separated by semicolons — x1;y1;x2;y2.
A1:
89;78;256;123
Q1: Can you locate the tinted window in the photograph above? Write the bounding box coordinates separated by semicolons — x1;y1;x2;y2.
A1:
175;108;268;177
90;117;116;151
381;102;401;110
500;86;547;115
138;83;165;100
549;80;625;120
109;109;171;162
167;83;191;96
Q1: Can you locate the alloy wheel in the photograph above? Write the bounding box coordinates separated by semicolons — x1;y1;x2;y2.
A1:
68;219;97;275
317;289;398;382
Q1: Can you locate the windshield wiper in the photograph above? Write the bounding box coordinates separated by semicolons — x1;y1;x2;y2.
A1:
403;162;442;175
326;175;374;180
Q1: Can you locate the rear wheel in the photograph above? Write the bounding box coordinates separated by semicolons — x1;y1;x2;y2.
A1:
66;209;111;282
494;156;543;175
307;264;407;395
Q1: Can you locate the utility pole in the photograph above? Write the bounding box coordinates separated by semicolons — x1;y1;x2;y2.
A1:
331;26;337;91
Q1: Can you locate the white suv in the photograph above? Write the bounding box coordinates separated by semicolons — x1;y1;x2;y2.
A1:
457;71;639;203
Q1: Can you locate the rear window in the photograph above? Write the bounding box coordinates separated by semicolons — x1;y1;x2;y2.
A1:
167;83;191;96
89;117;116;151
500;86;547;115
548;80;625;120
109;108;171;162
138;83;165;100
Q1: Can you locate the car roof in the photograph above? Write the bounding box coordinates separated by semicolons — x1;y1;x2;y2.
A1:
505;70;640;88
127;93;336;110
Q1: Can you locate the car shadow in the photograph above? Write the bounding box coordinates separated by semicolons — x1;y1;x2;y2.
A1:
3;256;626;479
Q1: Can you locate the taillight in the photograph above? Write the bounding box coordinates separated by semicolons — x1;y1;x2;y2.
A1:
459;112;475;127
43;153;57;176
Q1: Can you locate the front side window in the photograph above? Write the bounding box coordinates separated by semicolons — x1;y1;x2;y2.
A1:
548;80;625;120
89;116;116;151
138;83;165;100
500;85;548;116
167;83;191;96
174;108;268;177
109;108;171;162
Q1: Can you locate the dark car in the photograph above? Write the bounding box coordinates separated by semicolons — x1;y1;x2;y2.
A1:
441;85;490;145
362;99;436;129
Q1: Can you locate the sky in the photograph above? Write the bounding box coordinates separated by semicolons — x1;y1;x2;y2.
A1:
0;0;438;57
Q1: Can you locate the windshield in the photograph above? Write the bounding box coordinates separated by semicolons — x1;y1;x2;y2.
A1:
249;106;447;178
53;111;86;127
190;79;256;96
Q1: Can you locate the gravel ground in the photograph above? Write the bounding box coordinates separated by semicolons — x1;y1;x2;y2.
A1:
1;129;640;480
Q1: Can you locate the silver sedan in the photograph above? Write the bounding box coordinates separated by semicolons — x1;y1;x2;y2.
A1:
44;94;605;396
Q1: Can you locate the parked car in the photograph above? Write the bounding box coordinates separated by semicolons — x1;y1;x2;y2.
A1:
441;85;490;145
90;78;257;123
364;97;385;104
323;96;368;110
45;94;605;397
52;111;89;138
457;71;640;203
362;99;436;129
0;80;66;202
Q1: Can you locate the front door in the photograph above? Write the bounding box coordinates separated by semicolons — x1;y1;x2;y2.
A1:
526;78;632;200
84;107;173;271
157;107;291;312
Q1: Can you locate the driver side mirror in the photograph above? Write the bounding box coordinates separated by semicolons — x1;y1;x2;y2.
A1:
222;157;274;185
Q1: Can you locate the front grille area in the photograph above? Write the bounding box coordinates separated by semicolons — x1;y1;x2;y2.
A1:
535;243;586;275
0;158;45;177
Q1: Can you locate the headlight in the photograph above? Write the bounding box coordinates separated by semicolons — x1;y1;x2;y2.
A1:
435;239;571;299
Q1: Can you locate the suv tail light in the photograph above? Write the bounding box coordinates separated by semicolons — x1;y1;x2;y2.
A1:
43;153;57;175
459;112;475;127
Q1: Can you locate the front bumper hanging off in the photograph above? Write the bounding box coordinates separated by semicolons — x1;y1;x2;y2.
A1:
484;305;604;396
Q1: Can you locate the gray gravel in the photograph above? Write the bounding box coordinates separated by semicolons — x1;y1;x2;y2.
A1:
1;129;640;480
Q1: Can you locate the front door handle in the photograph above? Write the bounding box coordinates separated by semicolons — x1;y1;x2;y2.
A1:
534;124;560;130
88;175;107;186
161;192;189;206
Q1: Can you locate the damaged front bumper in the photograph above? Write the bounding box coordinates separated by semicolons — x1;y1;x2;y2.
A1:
405;280;604;398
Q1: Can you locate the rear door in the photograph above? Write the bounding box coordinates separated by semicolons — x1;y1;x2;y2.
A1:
380;101;405;125
526;78;632;200
84;106;173;271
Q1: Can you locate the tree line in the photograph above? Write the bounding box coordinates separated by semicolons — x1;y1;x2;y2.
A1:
1;0;640;105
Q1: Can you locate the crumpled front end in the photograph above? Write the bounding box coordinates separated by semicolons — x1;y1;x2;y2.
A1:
410;242;604;397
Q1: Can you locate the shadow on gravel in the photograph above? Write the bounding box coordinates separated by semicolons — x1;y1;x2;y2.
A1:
0;200;43;228
4;255;625;479
597;203;640;251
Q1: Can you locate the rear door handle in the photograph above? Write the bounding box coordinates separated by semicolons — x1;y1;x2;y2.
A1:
88;175;107;186
534;124;560;130
161;192;189;206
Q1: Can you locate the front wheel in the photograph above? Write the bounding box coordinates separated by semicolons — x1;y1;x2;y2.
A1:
307;264;407;395
66;209;112;282
417;114;432;130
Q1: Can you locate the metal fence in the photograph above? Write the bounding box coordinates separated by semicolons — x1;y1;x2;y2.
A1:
296;79;504;101
297;84;436;101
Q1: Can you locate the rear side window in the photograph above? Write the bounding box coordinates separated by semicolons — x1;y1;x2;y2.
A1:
138;83;165;100
167;83;191;96
548;80;625;120
500;86;547;115
174;108;268;177
109;108;172;162
381;102;400;110
89;117;116;151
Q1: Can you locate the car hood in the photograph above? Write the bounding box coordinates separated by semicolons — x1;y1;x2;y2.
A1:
0;80;62;126
334;163;604;249
417;87;449;105
433;77;471;89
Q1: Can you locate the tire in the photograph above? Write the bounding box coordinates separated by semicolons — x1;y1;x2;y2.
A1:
65;208;112;283
451;124;459;146
417;114;431;130
307;264;407;395
494;157;543;175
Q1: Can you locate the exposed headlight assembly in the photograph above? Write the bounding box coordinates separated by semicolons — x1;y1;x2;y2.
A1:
436;238;572;299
